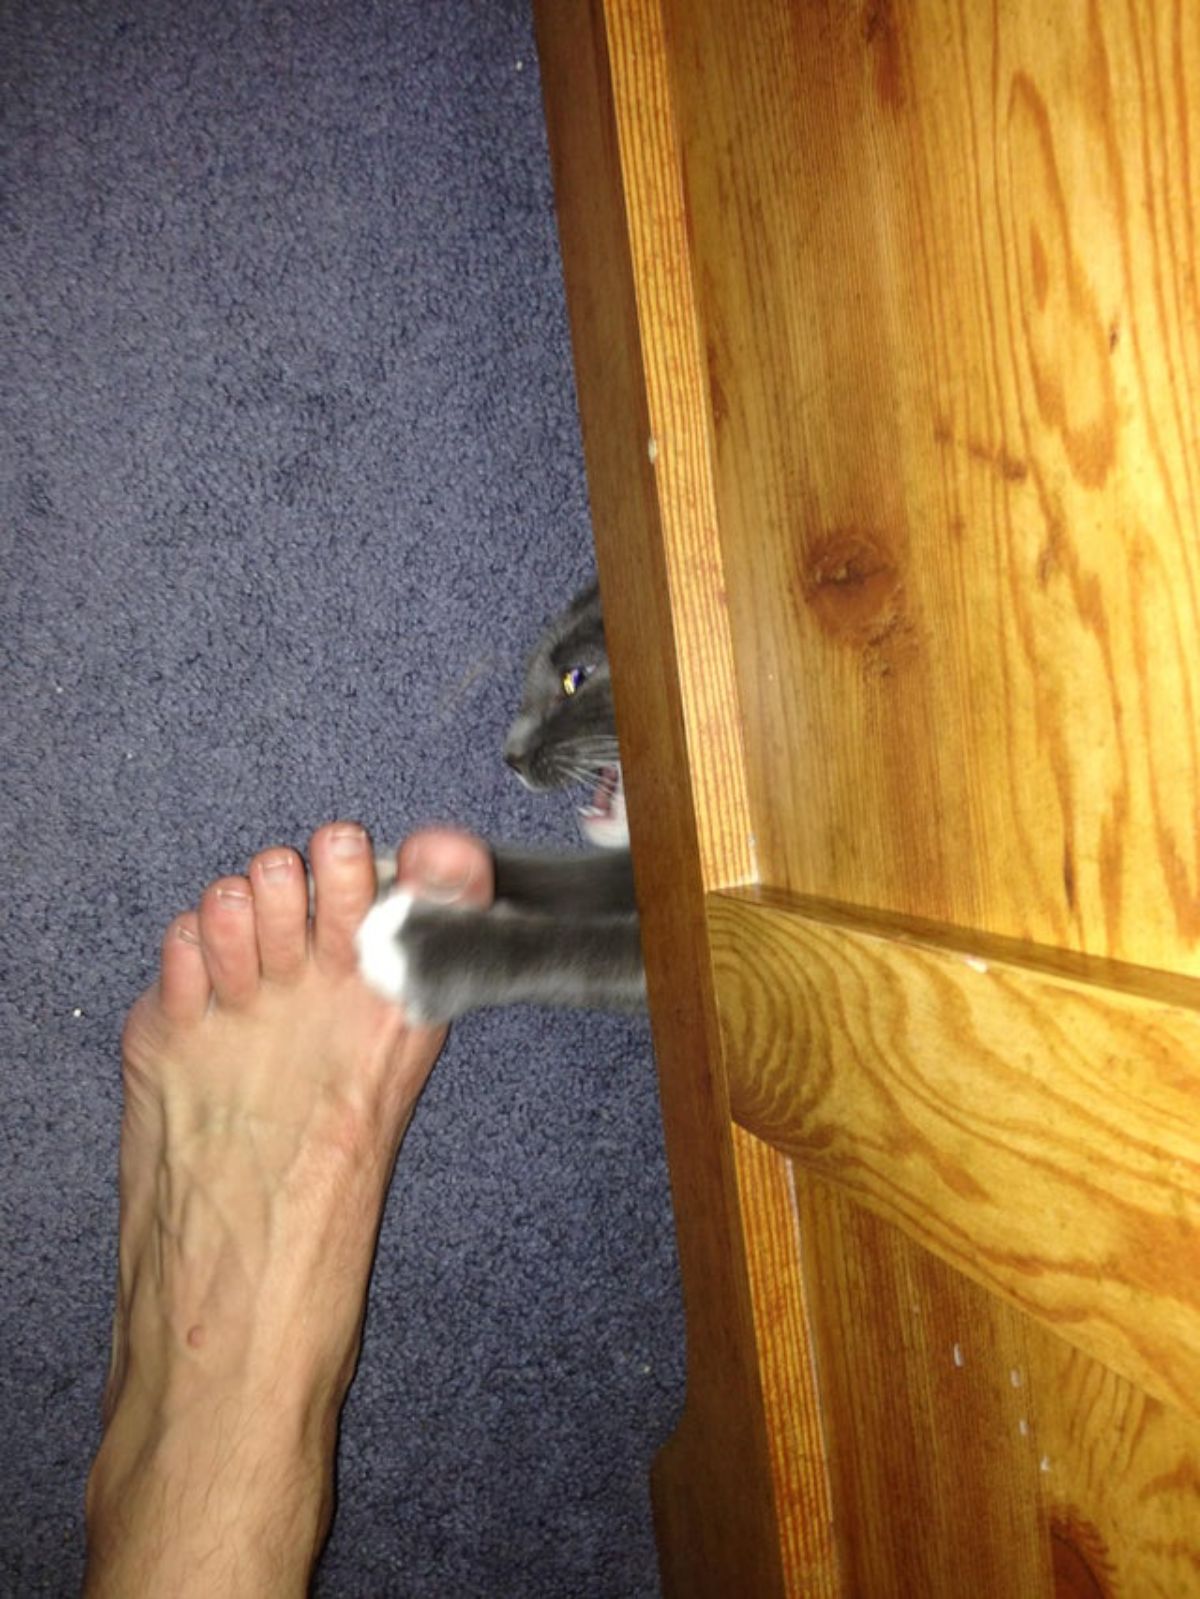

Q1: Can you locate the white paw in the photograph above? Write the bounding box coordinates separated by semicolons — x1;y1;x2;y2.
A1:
355;890;414;1004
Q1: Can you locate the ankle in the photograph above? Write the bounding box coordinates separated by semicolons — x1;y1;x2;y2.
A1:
85;1371;341;1595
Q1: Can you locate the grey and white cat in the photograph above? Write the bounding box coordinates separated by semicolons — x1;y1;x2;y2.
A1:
356;583;645;1021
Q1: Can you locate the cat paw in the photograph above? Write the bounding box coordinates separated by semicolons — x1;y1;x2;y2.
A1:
355;890;415;1008
355;892;482;1024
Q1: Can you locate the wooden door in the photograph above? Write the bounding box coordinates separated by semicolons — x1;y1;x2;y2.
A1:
534;2;1200;1593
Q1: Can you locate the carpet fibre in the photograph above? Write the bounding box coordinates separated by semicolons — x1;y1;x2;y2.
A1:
0;2;685;1592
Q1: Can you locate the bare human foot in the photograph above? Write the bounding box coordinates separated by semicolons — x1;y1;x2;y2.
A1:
84;822;493;1598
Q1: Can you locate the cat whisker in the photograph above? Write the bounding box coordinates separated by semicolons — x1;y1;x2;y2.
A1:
568;736;622;753
554;762;605;787
562;748;622;768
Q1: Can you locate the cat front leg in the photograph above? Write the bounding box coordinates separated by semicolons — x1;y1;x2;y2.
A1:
355;900;646;1022
492;846;636;915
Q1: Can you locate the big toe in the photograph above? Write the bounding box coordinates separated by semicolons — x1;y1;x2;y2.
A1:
309;821;378;973
395;828;494;909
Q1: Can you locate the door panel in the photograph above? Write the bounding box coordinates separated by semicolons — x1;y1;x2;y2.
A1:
796;1172;1200;1597
711;887;1200;1420
665;0;1200;972
534;0;1200;1592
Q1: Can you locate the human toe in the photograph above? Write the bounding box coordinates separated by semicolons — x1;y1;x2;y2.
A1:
309;821;377;973
248;846;308;981
156;909;212;1024
198;875;261;1006
395;828;494;909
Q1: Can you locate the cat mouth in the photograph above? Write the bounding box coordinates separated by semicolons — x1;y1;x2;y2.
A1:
578;764;628;850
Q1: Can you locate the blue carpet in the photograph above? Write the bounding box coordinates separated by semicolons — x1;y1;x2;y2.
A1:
0;2;685;1592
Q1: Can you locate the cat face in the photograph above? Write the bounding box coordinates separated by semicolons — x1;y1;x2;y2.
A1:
503;583;628;849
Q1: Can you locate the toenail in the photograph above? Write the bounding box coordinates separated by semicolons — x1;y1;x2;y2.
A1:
331;825;367;858
420;861;473;898
215;885;252;906
259;853;295;878
409;845;475;902
175;923;201;945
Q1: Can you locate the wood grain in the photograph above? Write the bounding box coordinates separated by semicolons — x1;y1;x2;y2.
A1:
661;0;1200;974
599;3;842;1583
794;1171;1051;1597
1025;1327;1200;1597
533;4;789;1594
795;1170;1200;1597
537;0;1200;1591
731;1125;839;1596
710;887;1200;1421
603;0;755;893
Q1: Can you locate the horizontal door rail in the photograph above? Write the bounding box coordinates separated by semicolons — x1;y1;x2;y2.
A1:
710;886;1200;1423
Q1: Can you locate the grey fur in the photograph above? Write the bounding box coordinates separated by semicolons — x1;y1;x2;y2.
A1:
361;583;645;1021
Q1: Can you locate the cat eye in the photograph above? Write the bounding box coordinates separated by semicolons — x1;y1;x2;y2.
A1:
561;664;591;697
